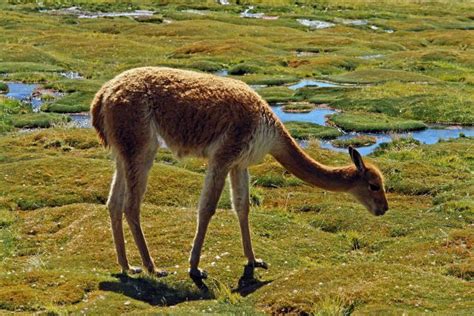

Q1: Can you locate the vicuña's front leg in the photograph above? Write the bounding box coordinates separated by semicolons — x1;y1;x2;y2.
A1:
189;165;228;288
229;168;268;278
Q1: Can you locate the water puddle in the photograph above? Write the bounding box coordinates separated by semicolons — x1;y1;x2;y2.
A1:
406;127;474;145
69;113;92;128
240;6;279;20
5;82;37;101
41;7;155;19
334;18;368;26
296;17;393;34
288;80;340;90
273;105;337;126
182;9;209;16
318;127;474;155
271;104;474;155
358;54;384;60
295;51;318;57
60;71;84;80
249;84;268;90
297;19;335;29
318;133;391;155
79;10;154;19
214;69;229;77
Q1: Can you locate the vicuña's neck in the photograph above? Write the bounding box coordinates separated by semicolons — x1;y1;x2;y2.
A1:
270;131;358;192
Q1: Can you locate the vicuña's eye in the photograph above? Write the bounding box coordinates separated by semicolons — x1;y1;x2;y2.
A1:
369;183;380;191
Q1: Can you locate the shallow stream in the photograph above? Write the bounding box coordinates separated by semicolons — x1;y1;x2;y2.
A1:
273;104;474;155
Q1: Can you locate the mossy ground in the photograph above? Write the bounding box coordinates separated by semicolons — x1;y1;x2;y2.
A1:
0;0;473;314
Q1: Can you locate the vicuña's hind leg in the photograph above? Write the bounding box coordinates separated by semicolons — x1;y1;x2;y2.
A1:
107;158;141;274
123;142;167;277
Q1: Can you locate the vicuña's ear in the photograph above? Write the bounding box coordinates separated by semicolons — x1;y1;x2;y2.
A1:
348;146;366;173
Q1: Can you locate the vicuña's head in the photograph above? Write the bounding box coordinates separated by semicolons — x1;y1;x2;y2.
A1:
347;146;388;216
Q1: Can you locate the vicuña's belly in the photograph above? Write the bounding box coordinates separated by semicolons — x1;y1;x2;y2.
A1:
153;117;278;168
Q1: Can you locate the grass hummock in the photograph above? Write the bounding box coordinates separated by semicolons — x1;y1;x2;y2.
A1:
328;112;427;132
281;103;315;113
41;92;93;113
0;82;8;94
11;113;71;129
331;135;377;148
228;63;262;75
284;121;342;139
257;86;298;103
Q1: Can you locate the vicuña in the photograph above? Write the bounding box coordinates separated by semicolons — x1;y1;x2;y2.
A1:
91;67;389;287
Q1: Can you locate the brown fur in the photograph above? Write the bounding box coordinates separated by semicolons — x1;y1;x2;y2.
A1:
91;67;279;164
91;89;107;147
91;67;388;283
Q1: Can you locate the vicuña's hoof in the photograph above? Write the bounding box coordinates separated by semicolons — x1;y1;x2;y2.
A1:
123;266;142;275
189;269;208;290
250;259;269;270
154;270;169;278
242;259;269;280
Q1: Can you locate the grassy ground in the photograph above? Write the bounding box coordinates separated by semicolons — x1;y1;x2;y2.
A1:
0;0;473;314
0;129;472;314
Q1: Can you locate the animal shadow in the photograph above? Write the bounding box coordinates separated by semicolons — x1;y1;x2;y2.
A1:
231;265;272;297
99;273;213;306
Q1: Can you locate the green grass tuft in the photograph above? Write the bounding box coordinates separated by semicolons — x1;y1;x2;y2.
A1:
42;92;93;113
331;135;377;148
11;113;71;129
281;103;315;113
0;83;8;94
228;63;262;75
284;121;343;139
328;112;427;132
257;86;298;103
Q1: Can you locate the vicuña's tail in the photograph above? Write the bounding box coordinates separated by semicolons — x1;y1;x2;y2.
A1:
90;89;108;147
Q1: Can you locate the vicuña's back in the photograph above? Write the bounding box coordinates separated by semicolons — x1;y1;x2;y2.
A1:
92;67;281;164
91;67;388;290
